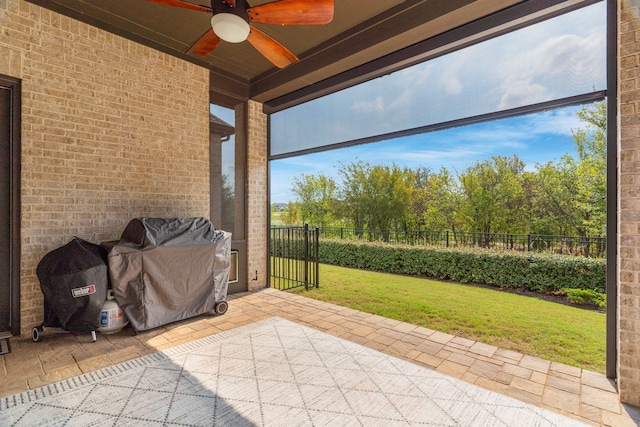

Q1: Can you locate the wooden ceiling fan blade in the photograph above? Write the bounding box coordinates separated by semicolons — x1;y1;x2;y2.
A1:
144;0;212;12
246;0;333;25
247;27;298;68
186;29;221;56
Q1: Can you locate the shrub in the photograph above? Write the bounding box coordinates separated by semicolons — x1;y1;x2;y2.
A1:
563;288;606;308
317;239;605;294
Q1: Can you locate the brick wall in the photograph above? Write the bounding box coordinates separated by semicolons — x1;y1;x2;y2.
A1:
619;0;640;407
0;0;210;336
246;100;268;291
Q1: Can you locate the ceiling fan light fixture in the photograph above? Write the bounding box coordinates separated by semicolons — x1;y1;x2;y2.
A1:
211;13;250;43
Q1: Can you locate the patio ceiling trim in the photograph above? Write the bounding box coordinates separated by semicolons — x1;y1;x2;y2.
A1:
262;0;602;115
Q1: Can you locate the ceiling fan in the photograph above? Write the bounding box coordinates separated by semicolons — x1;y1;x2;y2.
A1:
144;0;334;68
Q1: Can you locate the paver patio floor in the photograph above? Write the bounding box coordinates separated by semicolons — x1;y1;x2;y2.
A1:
0;288;637;426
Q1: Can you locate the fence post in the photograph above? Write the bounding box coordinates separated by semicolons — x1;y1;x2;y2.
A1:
314;226;320;288
303;224;309;290
527;234;531;252
585;237;590;258
446;231;449;248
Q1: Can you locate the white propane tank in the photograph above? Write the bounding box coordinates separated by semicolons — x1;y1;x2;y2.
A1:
98;289;128;334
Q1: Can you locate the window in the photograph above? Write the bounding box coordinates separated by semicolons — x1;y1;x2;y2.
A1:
210;104;236;234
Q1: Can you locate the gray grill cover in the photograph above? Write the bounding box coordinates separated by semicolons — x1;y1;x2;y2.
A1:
108;218;231;332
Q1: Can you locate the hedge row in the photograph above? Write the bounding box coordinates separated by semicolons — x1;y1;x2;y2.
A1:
317;239;606;293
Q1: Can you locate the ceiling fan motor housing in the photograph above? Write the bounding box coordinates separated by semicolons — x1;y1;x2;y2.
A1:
212;0;249;21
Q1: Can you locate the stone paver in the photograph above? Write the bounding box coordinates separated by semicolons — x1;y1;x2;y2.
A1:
502;362;533;379
582;370;618;392
385;338;416;358
511;376;545;396
551;361;582;378
582;384;622;412
581;404;603;425
446;351;475;367
429;330;455;344
468;359;502;381
415;339;444;355
543;386;581;416
413;351;443;369
520;354;551;373
436;360;469;378
0;287;636;427
547;373;581;394
495;348;523;363
469;341;498;357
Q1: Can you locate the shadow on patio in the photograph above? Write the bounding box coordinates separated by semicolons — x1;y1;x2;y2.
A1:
0;288;636;426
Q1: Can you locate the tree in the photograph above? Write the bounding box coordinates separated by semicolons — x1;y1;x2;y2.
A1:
279;201;301;226
406;167;461;233
421;167;463;233
571;101;607;236
457;155;527;242
291;173;338;227
338;161;413;231
337;161;367;229
403;166;432;230
530;160;580;235
530;101;607;237
221;174;235;232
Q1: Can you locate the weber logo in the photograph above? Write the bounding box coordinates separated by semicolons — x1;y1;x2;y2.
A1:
72;284;96;298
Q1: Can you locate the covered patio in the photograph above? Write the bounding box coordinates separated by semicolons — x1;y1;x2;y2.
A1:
2;0;640;424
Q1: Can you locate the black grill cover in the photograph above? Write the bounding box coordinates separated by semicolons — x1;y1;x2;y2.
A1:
36;237;108;334
108;218;231;332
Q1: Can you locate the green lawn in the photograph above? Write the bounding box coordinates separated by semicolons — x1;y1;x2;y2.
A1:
287;263;606;373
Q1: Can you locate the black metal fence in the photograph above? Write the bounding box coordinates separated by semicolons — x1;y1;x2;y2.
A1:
270;225;320;290
317;227;606;258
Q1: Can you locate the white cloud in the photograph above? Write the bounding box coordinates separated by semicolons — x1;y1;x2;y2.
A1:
536;33;604;77
523;108;584;135
386;89;417;119
351;96;384;113
497;30;605;109
443;76;463;95
397;63;432;85
498;80;550;110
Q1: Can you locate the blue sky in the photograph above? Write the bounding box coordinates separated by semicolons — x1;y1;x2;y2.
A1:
213;2;607;204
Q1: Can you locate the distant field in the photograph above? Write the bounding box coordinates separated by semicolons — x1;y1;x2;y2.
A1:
270;210;288;226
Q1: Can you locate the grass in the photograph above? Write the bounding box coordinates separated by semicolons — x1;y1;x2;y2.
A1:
286;263;606;373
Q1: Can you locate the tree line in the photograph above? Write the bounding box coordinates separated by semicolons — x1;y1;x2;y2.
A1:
277;102;607;239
